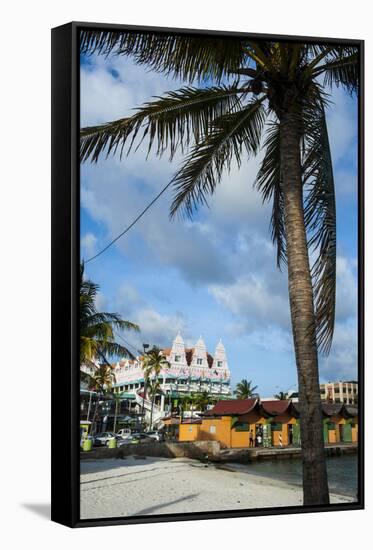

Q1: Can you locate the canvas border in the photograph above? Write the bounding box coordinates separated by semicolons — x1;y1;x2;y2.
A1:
51;21;365;528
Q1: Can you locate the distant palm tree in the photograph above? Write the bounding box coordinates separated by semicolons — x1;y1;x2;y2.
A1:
147;379;164;429
141;347;170;428
109;391;124;434
234;379;258;399
80;33;358;505
91;364;116;392
274;391;290;400
195;390;215;411
80;263;139;366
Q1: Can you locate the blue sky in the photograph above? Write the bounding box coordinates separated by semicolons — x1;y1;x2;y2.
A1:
80;47;358;397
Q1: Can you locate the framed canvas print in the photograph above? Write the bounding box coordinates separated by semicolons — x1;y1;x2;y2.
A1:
51;21;364;527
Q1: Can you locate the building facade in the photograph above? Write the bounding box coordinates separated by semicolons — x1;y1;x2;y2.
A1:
174;399;358;448
320;381;358;405
288;380;358;405
81;333;232;424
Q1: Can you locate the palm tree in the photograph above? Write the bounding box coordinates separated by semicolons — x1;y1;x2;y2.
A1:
234;379;258;399
80;34;358;505
147;379;164;429
195;390;214;412
109;391;124;434
80;263;140;366
274;391;290;400
91;364;116;392
141;346;170;429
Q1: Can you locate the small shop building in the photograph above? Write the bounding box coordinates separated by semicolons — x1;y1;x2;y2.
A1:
176;399;358;448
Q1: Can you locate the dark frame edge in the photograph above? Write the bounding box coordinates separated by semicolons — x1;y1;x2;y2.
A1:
51;21;80;528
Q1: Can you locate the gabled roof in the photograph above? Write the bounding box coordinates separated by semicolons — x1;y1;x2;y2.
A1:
209;398;257;416
344;405;358;418
322;403;344;417
260;400;292;416
162;347;214;368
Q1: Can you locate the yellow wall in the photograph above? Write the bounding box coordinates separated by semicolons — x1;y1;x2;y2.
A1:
352;420;358;443
198;417;232;448
179;423;200;442
271;414;297;446
231;429;249;448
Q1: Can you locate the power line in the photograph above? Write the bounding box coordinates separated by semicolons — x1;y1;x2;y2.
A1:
84;179;174;264
114;330;143;357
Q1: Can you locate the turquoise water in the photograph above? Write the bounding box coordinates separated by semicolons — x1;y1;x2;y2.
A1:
238;455;358;498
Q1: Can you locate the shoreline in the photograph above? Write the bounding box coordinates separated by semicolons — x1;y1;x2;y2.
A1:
219;461;356;499
80;456;355;519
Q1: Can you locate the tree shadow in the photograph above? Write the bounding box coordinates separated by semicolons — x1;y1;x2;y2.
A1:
21;503;51;520
134;492;200;515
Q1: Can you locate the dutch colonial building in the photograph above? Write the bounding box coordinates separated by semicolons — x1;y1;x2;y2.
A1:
110;332;231;414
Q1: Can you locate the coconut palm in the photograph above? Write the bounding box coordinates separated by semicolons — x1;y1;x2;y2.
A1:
80;34;359;505
108;391;125;434
147;379;164;429
91;364;116;392
234;379;258;399
80;263;140;366
274;391;290;400
141;346;170;428
195;391;214;411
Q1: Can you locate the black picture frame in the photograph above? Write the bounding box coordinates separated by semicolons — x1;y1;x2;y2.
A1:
51;21;365;528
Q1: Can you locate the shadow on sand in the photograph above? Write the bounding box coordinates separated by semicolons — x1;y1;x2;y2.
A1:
134;492;200;515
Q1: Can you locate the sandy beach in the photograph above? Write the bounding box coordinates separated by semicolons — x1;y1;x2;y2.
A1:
80;456;353;519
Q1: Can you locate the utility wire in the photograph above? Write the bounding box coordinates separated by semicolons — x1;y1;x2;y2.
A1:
114;330;143;357
84;179;174;264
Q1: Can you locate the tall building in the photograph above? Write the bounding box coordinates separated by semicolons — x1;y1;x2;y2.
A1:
288;380;358;405
81;332;232;425
320;380;358;405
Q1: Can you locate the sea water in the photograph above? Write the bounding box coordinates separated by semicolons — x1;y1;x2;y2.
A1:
238;454;358;498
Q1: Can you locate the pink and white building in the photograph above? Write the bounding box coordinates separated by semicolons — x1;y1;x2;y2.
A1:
110;332;232;413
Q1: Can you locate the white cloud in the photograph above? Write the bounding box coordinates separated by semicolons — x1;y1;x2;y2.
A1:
81;54;182;127
210;274;290;329
335;255;358;322
320;321;358;381
130;307;186;348
325;87;358;166
81;232;98;258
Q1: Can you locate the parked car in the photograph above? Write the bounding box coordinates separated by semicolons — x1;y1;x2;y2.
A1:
93;432;117;446
117;432;157;446
117;435;138;447
145;431;163;442
116;428;132;440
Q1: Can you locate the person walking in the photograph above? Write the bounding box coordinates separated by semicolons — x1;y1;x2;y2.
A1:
249;430;254;448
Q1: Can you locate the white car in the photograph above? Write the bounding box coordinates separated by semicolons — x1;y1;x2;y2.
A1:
116;428;132;440
93;432;117;446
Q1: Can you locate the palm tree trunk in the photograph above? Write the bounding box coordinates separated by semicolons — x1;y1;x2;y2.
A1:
279;110;329;505
150;394;155;430
113;398;119;433
140;380;147;431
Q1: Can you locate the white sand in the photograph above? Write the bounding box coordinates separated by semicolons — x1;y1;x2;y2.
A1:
80;456;353;519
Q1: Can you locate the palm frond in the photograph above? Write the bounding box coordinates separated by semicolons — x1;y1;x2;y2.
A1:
80;85;244;162
303;106;336;354
255;121;286;269
314;50;359;94
170;97;266;218
82;312;139;332
80;30;246;82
